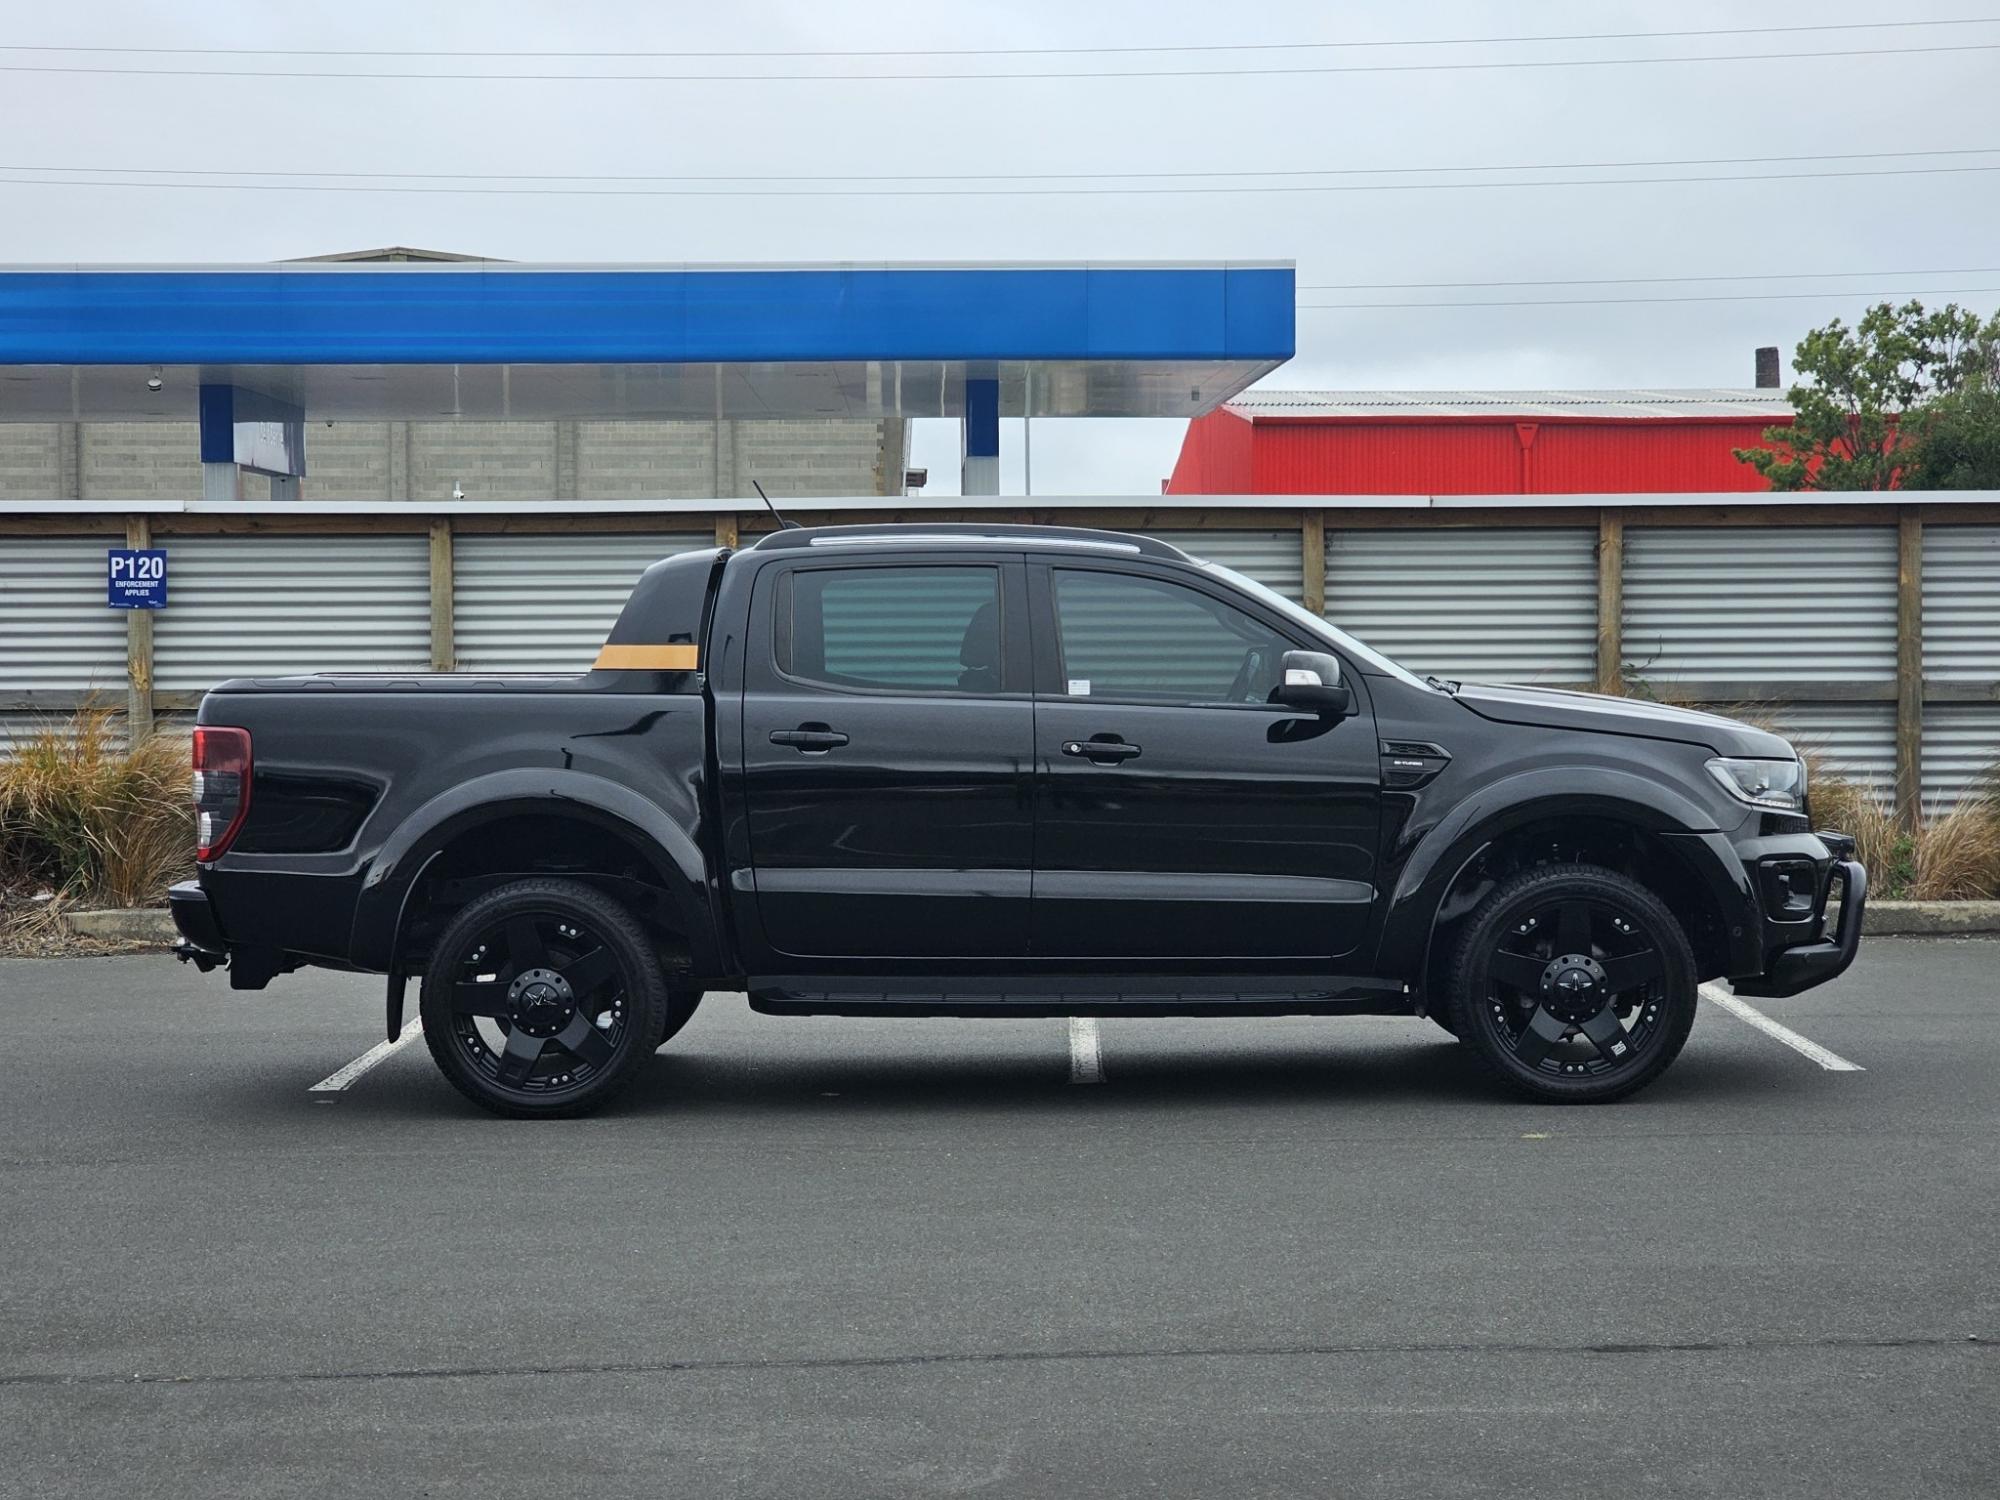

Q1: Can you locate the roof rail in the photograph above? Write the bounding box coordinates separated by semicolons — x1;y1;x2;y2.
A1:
746;522;1190;561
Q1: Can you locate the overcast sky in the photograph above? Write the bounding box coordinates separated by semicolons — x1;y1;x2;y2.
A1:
2;0;1996;494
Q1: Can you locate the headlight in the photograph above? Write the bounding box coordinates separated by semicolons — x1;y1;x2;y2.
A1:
1706;756;1807;812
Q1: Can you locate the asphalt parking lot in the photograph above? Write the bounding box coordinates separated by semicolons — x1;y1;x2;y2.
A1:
2;939;1995;1499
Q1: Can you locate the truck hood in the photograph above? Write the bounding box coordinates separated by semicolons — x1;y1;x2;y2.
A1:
1453;681;1796;757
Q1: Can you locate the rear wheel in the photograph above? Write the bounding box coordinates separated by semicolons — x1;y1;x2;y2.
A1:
419;878;668;1118
1447;864;1697;1104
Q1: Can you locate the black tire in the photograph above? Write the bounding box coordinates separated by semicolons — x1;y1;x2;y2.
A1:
657;988;704;1048
1447;863;1697;1104
419;878;668;1118
1426;1009;1461;1040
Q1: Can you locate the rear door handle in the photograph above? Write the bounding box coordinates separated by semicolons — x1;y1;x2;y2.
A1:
1062;738;1141;763
770;726;849;752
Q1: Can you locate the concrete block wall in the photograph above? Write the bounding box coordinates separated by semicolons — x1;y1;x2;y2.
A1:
577;421;729;499
0;417;905;500
0;422;66;500
407;421;560;501
81;423;205;501
738;418;903;498
299;423;399;500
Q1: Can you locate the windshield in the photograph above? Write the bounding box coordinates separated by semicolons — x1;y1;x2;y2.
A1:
1199;561;1435;693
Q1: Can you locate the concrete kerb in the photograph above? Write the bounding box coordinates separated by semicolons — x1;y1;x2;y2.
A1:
55;900;2000;948
59;908;179;944
1862;901;2000;936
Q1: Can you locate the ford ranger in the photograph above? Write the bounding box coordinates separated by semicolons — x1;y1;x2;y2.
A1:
171;524;1865;1115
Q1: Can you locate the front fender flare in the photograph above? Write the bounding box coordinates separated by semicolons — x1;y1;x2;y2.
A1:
347;768;717;974
1373;766;1753;1002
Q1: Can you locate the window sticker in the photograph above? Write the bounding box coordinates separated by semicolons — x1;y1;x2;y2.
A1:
1068;678;1091;696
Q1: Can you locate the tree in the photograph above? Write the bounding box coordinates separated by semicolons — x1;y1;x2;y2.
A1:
1900;386;2000;489
1735;300;2000;491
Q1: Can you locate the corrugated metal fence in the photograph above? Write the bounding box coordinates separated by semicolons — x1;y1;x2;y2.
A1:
455;532;711;673
153;535;432;689
1323;527;1598;683
2;499;1995;811
0;537;125;753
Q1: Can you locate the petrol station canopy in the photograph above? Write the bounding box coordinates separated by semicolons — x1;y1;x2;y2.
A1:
0;260;1294;424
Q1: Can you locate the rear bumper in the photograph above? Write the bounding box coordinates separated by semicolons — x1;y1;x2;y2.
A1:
169;880;225;953
1732;856;1867;999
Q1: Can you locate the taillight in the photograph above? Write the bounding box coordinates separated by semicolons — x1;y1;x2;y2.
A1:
192;726;252;861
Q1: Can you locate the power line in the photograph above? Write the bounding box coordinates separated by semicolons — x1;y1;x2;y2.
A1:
0;41;1993;83
3;164;1997;198
1301;266;2000;291
1299;287;2000;311
4;146;1991;186
4;16;1995;59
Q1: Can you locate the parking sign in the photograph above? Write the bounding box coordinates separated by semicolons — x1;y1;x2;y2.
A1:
108;548;167;609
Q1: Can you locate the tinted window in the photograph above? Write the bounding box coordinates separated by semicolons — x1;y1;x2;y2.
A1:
778;566;1003;693
1052;569;1291;705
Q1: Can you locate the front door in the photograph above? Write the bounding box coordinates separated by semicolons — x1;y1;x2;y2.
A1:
740;556;1034;964
1030;561;1381;962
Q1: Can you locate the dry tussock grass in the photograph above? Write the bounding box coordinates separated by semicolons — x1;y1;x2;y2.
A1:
1909;794;2000;901
0;705;192;907
1797;751;1905;889
1800;761;2000;901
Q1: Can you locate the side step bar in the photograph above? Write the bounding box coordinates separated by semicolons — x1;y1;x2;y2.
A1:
747;973;1408;1018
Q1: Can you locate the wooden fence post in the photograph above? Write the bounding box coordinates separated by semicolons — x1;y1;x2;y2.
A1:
715;513;740;551
125;515;154;741
1895;509;1924;826
1596;510;1625;695
429;517;455;673
1300;510;1326;616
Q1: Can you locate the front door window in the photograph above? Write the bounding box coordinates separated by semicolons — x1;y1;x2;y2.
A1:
1051;569;1290;706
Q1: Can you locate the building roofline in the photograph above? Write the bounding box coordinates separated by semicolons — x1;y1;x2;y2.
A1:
1224;388;1794;420
286;246;503;263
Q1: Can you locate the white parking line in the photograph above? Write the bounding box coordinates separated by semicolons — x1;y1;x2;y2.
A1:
308;1019;423;1093
1067;1016;1105;1084
1699;983;1864;1072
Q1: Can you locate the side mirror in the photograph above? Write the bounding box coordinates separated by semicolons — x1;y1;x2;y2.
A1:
1275;650;1351;716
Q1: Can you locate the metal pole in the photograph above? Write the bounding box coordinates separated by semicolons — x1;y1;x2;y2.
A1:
125;514;154;742
1895;509;1924;828
1022;366;1033;497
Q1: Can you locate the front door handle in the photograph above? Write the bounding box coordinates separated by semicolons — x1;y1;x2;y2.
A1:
1062;737;1141;764
770;726;849;753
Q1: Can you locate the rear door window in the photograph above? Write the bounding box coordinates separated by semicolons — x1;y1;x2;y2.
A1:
776;565;1004;694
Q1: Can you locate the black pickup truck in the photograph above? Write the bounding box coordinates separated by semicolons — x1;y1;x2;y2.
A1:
172;524;1865;1115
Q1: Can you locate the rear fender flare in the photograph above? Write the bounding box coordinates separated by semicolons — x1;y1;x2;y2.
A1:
1375;767;1752;1001
348;769;716;973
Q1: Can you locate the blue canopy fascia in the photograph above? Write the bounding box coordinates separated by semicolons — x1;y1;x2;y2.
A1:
0;262;1294;367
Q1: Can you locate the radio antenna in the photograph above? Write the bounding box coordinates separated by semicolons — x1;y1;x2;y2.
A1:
752;480;801;531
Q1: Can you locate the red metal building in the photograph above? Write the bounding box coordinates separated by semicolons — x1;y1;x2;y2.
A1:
1166;389;1795;494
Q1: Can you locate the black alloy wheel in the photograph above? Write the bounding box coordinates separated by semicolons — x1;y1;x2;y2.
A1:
419;878;668;1117
1448;864;1698;1104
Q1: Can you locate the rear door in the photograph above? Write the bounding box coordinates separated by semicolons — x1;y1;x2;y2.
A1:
739;554;1035;963
1029;560;1381;961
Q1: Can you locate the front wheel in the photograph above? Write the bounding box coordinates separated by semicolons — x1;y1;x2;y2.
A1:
1447;864;1698;1104
419;878;669;1118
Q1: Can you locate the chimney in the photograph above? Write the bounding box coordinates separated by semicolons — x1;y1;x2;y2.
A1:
1754;346;1781;389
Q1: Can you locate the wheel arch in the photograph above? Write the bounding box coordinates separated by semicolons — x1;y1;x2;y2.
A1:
349;769;720;975
1375;768;1754;1011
